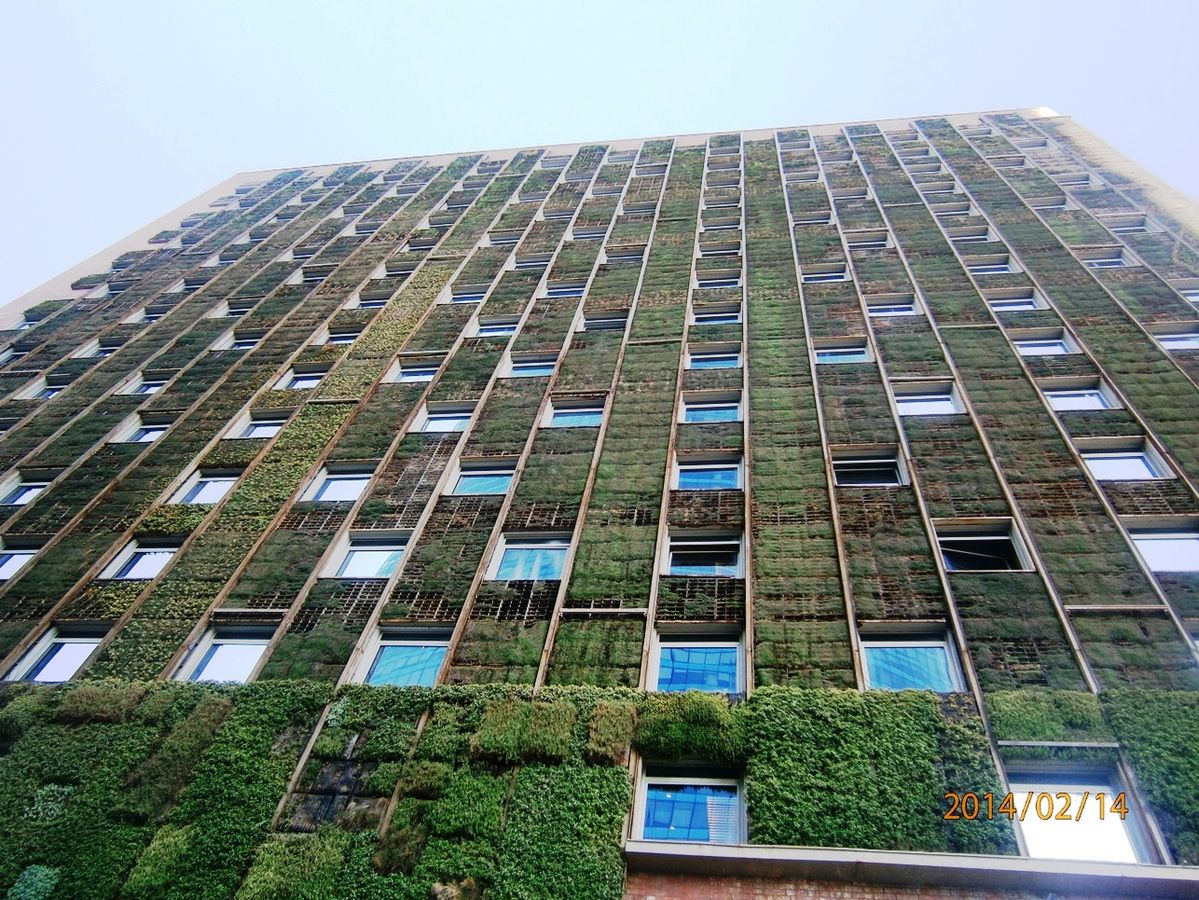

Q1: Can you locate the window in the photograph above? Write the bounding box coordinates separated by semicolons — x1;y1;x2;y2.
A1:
0;545;37;580
815;342;871;365
696;276;741;290
692;304;741;326
0;476;48;506
967;258;1013;275
452;466;515;495
801;265;849;283
490;536;571;580
335;538;407;578
362;633;449;686
419;406;473;433
390;356;442;383
652;635;742;693
861;637;963;692
1082;251;1128;269
846;231;890;250
1180;288;1199;306
132;377;167;395
639;777;741;844
548;404;604;428
583;313;628;332
509;355;557;378
1009;772;1144;863
1080;446;1168;481
1013;336;1075;357
675;458;741;491
239;414;287;439
450;289;486;304
310;469;372;502
476;319;518;337
681;395;741;424
1043;383;1115;411
231;332;263;351
832;454;904;487
546;283;586;298
181;628;272;683
325;329;360;346
8;629;104;683
172;471;238;504
121;416;172;443
936;522;1027;572
986;289;1042;313
894;384;961;416
1157;331;1199;351
1129;528;1199;573
282;369;324;390
104;541;178;580
687;348;741;370
867;296;919;317
667;535;742;577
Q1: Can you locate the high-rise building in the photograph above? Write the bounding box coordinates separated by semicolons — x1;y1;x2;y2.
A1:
0;107;1197;898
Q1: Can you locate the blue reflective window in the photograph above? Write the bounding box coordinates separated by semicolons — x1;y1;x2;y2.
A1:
511;363;556;377
683;403;739;424
689;353;740;369
366;644;448;686
677;465;739;491
550;408;603;427
668;541;740;576
643;784;739;843
815;347;870;364
453;472;514;495
863;643;959;692
495;541;569;580
657;645;739;692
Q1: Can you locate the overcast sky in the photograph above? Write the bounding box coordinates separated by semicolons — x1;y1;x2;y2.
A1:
1;0;1196;302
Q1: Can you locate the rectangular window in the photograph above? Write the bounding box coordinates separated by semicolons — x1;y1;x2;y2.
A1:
895;385;961;416
476;321;518;337
183;629;272;684
364;637;449;687
1083;254;1128;269
936;523;1026;572
862;638;962;692
1081;448;1167;481
667;536;742;577
239;416;286;439
399;364;439;383
583;314;628;332
131;424;168;443
106;542;178;580
832;455;904;487
675;460;741;491
682;398;741;424
313;471;372;502
696;276;741;290
9;630;104;683
692;306;742;326
654;638;741;693
1045;387;1112;411
867;297;918;317
325;330;360;345
336;539;406;578
0;479;47;506
548;405;603;428
1009;773;1142;863
420;408;472;432
491;537;570;580
173;472;238;505
1157;332;1199;351
546;283;586;298
452;467;515;495
641;779;741;844
1130;529;1199;573
815;343;870;365
1014;338;1074;357
687;350;740;370
846;232;889;250
285;371;324;390
986;289;1042;313
510;357;557;378
0;546;36;580
802;266;849;283
968;261;1013;275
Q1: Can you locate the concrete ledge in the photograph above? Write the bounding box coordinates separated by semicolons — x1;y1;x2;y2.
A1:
624;840;1199;897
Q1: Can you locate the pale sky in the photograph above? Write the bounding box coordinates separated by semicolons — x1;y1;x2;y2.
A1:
1;0;1196;302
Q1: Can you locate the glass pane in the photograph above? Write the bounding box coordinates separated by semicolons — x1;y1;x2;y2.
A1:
835;462;901;486
1083;453;1159;480
816;348;870;364
657;646;738;692
315;475;370;501
289;375;322;389
1017;340;1070;356
940;537;1020;571
1047;390;1108;411
1011;781;1138;863
244;423;281;438
423;415;469;432
690;355;739;369
184;478;236;504
191;641;267;683
1133;535;1199;572
551;410;602;427
683;405;739;423
26;640;99;683
118;549;174;579
0;552;33;579
400;368;437;382
512;364;555;377
133;428;165;442
864;645;956;691
669;546;740;576
366;644;447;686
496;545;568;580
677;467;739;490
897;395;956;415
2;485;43;505
338;548;404;578
454;473;513;494
643;784;739;843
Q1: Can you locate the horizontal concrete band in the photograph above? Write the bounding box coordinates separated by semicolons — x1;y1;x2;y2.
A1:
625;840;1199;898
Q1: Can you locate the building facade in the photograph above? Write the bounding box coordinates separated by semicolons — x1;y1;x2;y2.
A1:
0;108;1198;897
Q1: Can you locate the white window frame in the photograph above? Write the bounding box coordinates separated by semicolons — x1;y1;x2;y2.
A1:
1013;336;1076;357
673;456;743;491
691;304;742;326
326;534;409;579
866;296;920;318
814;342;872;365
101;540;179;580
1128;526;1199;573
935;520;1032;572
0;544;38;581
544;402;605;428
6;628;105;683
352;629;452;686
170;469;239;505
680;393;743;424
860;636;964;693
415;404;474;433
648;631;745;694
507;354;558;378
176;626;274;683
235;413;288;439
304;467;374;503
893;383;963;416
831;453;907;487
633;773;745;844
0;474;49;506
450;464;516;496
1079;443;1170;482
1041;378;1119;412
485;534;572;581
686;347;742;370
664;533;745;578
